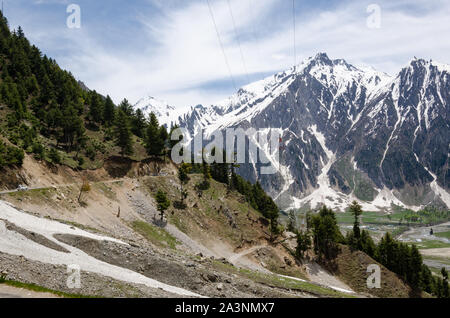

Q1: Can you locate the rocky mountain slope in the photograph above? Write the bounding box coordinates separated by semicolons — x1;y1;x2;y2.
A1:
146;53;450;212
2;154;385;298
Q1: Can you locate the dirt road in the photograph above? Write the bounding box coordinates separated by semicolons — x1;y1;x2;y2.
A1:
0;284;59;298
0;178;128;196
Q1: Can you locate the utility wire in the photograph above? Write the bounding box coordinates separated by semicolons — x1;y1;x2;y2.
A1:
248;0;263;78
227;0;250;85
206;0;237;92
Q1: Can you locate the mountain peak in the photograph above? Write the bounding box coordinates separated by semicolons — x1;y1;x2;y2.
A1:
309;52;333;66
406;57;450;74
314;52;331;60
133;96;184;127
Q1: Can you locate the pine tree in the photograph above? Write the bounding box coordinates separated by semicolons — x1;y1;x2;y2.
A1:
360;229;376;258
131;108;146;138
61;105;85;151
177;163;191;206
103;95;115;125
287;210;298;232
409;244;423;288
197;152;211;190
159;125;169;160
48;147;61;164
155;190;171;220
88;91;104;123
16;26;24;39
258;195;280;240
311;206;343;260
420;264;433;294
210;148;229;185
114;109;133;157
145;112;164;157
0;141;24;167
349;201;363;240
296;231;311;259
118;98;134;117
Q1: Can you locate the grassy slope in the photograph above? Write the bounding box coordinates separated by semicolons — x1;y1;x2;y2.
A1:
131;220;179;250
141;174;269;248
331;245;417;298
416;240;450;249
434;231;450;239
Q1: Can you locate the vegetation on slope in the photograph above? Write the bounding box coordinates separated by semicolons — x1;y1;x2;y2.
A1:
131;220;179;250
293;202;449;298
0;12;168;171
190;155;281;237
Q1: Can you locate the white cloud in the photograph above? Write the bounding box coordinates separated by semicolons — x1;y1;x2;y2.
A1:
7;0;450;109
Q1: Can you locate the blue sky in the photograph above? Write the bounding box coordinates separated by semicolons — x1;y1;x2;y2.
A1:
5;0;450;109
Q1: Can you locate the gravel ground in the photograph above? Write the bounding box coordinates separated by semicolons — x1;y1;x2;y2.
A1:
54;233;315;298
2;219;69;253
127;189;217;257
0;252;178;298
0;200;317;298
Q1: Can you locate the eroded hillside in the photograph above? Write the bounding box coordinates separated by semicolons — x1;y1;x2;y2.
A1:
0;154;418;298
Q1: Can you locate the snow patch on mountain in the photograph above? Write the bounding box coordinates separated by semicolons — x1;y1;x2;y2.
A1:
139;53;450;212
288;125;344;210
420;160;450;208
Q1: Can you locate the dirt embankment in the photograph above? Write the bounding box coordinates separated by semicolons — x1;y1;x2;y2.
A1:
0;154;177;192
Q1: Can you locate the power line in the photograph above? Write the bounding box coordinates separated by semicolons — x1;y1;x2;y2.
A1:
226;0;250;85
206;0;237;92
248;0;262;63
292;0;297;67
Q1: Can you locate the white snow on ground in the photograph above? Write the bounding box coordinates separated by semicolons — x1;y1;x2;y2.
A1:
286;123;423;212
412;153;450;209
289;185;422;212
364;187;420;212
380;79;404;173
0;201;201;297
288;125;346;211
279;274;354;294
421;164;450;208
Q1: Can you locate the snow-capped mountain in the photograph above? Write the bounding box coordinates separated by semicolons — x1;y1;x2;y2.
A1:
138;53;450;212
133;96;185;128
